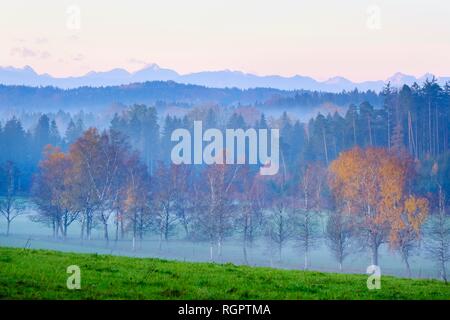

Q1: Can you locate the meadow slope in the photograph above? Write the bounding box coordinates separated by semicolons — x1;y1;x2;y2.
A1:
0;247;448;300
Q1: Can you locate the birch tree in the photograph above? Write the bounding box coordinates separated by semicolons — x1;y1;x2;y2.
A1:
0;161;26;236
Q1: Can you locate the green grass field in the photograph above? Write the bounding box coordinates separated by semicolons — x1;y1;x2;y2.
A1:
0;247;448;299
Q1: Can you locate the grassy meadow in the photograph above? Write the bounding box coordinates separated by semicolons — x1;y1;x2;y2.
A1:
0;247;448;300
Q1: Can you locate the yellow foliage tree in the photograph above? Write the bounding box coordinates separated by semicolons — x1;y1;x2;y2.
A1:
329;147;428;271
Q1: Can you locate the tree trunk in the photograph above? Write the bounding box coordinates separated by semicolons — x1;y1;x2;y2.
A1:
55;218;60;239
435;105;439;155
86;214;92;241
132;214;137;251
164;211;169;241
243;228;249;264
387;109;391;150
6;220;11;236
371;244;379;266
120;217;125;240
85;216;89;241
80;216;85;241
139;213;144;241
104;221;109;244
428;99;432;154
322;127;329;165
62;214;68;239
304;250;309;270
405;257;411;278
115;212;119;242
217;238;222;260
52;219;56;239
59;222;64;240
278;243;282;262
63;223;68;240
209;242;214;261
243;242;248;265
441;260;448;283
182;217;189;238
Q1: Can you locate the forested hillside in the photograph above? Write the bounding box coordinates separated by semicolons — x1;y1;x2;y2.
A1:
0;79;449;279
0;81;381;111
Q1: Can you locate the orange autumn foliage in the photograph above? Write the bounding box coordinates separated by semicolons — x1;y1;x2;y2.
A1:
39;145;74;210
328;147;428;249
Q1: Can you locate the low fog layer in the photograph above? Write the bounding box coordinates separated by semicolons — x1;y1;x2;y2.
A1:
0;211;439;279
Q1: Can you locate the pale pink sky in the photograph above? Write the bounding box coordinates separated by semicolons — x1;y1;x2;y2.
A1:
1;0;449;81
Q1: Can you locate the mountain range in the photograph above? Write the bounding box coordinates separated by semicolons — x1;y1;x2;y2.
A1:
0;64;448;92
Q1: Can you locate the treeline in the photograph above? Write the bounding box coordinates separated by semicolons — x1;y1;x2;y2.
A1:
0;81;383;110
261;88;381;108
299;79;449;165
3;130;447;279
0;80;449;279
2;79;447;193
0;114;86;191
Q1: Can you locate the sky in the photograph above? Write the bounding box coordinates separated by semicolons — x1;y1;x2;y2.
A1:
0;0;449;82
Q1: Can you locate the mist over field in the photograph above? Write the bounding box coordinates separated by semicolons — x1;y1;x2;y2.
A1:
0;198;440;279
0;207;439;279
